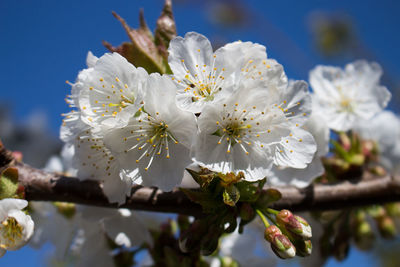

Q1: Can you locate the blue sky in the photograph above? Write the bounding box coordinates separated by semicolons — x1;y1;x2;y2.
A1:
1;0;400;266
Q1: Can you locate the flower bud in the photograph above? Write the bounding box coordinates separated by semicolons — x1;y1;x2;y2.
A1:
54;202;76;219
276;210;312;240
354;221;375;251
377;216;397;239
339;133;351;151
264;225;296;259
264;225;281;243
385;203;400;217
239;203;255;221
294;239;312;257
270;234;296;259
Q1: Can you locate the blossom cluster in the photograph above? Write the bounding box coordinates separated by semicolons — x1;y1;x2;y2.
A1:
60;31;396;205
60;32;322;204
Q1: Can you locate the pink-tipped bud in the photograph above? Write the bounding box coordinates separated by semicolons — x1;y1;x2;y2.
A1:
264;225;282;243
277;210;312;240
270;234;296;259
11;151;23;162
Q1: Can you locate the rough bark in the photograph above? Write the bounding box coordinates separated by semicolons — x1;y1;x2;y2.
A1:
2;143;400;216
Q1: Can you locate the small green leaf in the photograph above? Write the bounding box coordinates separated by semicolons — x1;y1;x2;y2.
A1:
180;188;221;213
256;188;282;208
236;182;259;202
222;185;240;207
0;167;19;199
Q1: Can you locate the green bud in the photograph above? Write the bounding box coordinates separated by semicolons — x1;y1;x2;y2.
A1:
354;221;375;251
53;202;76;219
349;154;365;166
220;256;239;267
385;203;400;217
377;216;397;239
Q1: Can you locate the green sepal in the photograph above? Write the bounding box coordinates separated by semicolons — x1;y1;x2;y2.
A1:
223;184;240;207
185;168;216;188
331;140;350;162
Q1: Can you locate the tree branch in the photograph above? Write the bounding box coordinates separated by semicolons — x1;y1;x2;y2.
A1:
14;161;400;216
2;143;400;216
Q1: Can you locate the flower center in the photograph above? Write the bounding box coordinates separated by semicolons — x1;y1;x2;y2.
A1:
0;217;23;249
339;96;354;112
178;58;226;103
127;114;179;171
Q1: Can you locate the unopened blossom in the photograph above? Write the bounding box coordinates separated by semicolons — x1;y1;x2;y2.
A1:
0;199;34;257
168;31;269;113
310;60;391;132
104;73;197;191
74;52;148;128
268;113;330;187
210;228;276;267
194;74;317;180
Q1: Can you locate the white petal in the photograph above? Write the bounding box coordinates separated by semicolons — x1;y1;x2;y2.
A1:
86;51;99;68
0;199;28;221
271;128;317;168
168;32;213;82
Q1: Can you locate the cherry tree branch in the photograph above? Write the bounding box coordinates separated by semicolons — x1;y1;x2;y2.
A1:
2;144;400;216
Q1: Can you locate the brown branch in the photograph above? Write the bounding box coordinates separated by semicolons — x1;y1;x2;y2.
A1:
13;161;400;216
2;143;400;216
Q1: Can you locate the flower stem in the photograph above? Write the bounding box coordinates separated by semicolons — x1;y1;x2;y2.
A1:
256;209;270;228
266;208;279;215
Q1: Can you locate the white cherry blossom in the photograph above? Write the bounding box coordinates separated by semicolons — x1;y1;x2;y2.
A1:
168;32;269;113
0;199;34;257
75;52;148;128
104;73;197;191
310;60;391;132
194;75;317;180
